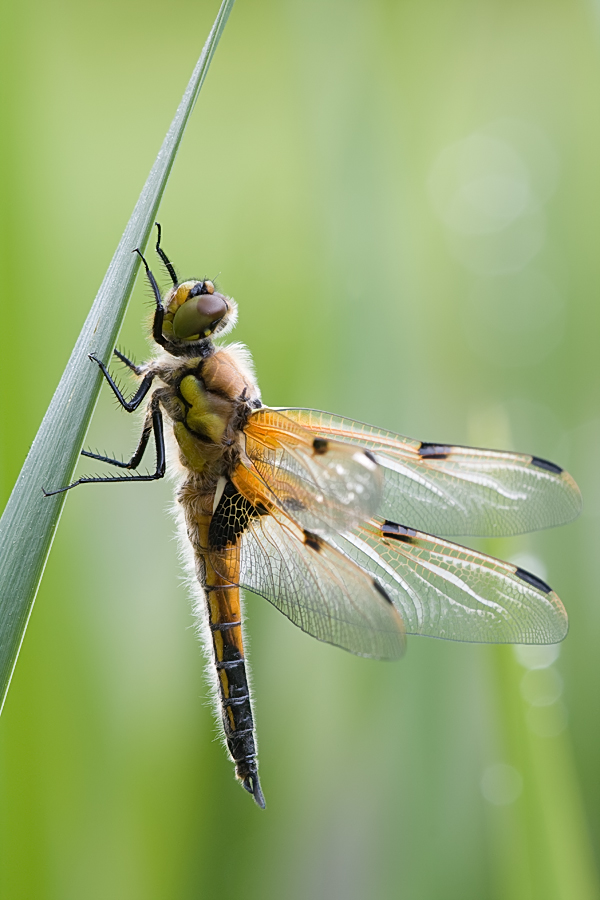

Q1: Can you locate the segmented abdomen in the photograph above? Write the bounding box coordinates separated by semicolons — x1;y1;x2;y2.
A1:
193;513;265;808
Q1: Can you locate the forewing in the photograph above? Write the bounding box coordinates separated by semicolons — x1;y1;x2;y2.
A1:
278;409;581;537
333;518;568;644
241;407;382;534
209;492;405;660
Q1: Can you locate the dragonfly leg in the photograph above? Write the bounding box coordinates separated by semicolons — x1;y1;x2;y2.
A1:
133;247;167;348
43;396;166;496
89;353;154;412
113;347;143;376
155;222;178;286
81;409;154;470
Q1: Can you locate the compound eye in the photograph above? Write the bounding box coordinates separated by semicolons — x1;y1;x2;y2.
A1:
172;292;228;340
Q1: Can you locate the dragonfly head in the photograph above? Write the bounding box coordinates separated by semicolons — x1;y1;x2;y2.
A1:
161;279;238;345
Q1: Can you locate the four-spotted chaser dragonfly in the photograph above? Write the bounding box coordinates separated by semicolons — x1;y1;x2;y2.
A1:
45;226;582;808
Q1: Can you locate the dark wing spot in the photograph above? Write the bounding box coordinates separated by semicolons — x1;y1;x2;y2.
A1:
303;530;323;552
372;579;393;604
284;497;306;513
531;455;563;475
313;438;329;455
515;566;553;595
382;520;418;543
418;442;451;460
209;481;265;551
363;450;377;464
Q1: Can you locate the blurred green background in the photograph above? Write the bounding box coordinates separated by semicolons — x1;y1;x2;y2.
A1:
1;0;600;897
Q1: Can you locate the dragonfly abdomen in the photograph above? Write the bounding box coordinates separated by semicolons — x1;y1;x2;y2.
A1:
192;511;265;808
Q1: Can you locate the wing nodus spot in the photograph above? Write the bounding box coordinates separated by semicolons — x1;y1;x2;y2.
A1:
382;520;418;543
303;530;323;552
313;438;328;455
515;566;553;595
531;455;563;475
419;442;451;460
372;578;393;604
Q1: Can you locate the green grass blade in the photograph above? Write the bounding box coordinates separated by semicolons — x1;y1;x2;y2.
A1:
0;0;235;714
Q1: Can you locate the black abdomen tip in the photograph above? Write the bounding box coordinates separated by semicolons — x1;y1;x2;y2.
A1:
242;770;266;809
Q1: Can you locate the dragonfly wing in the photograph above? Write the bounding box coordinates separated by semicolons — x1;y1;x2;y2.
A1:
209;474;404;659
278;408;582;537
241;407;382;534
333;518;568;644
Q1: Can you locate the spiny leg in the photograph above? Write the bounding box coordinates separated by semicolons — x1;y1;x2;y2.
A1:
133;247;167;347
88;353;154;412
155;222;178;285
81;412;153;470
113;348;143;376
43;396;165;496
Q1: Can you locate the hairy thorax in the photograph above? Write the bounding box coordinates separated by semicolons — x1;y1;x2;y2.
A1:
151;343;261;516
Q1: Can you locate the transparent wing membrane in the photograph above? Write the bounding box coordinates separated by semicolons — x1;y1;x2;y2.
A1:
209;489;405;659
277;408;581;537
242;408;382;534
333;519;568;644
222;406;574;650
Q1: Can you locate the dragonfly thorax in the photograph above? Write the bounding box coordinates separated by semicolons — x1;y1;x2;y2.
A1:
160;345;260;479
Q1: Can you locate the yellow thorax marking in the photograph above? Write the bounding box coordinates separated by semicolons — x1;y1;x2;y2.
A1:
179;375;227;443
173;422;207;472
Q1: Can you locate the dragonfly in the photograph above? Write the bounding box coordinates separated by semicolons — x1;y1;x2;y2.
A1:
45;226;582;808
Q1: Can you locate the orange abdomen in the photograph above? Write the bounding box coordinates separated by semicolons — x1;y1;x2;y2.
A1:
195;514;264;807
